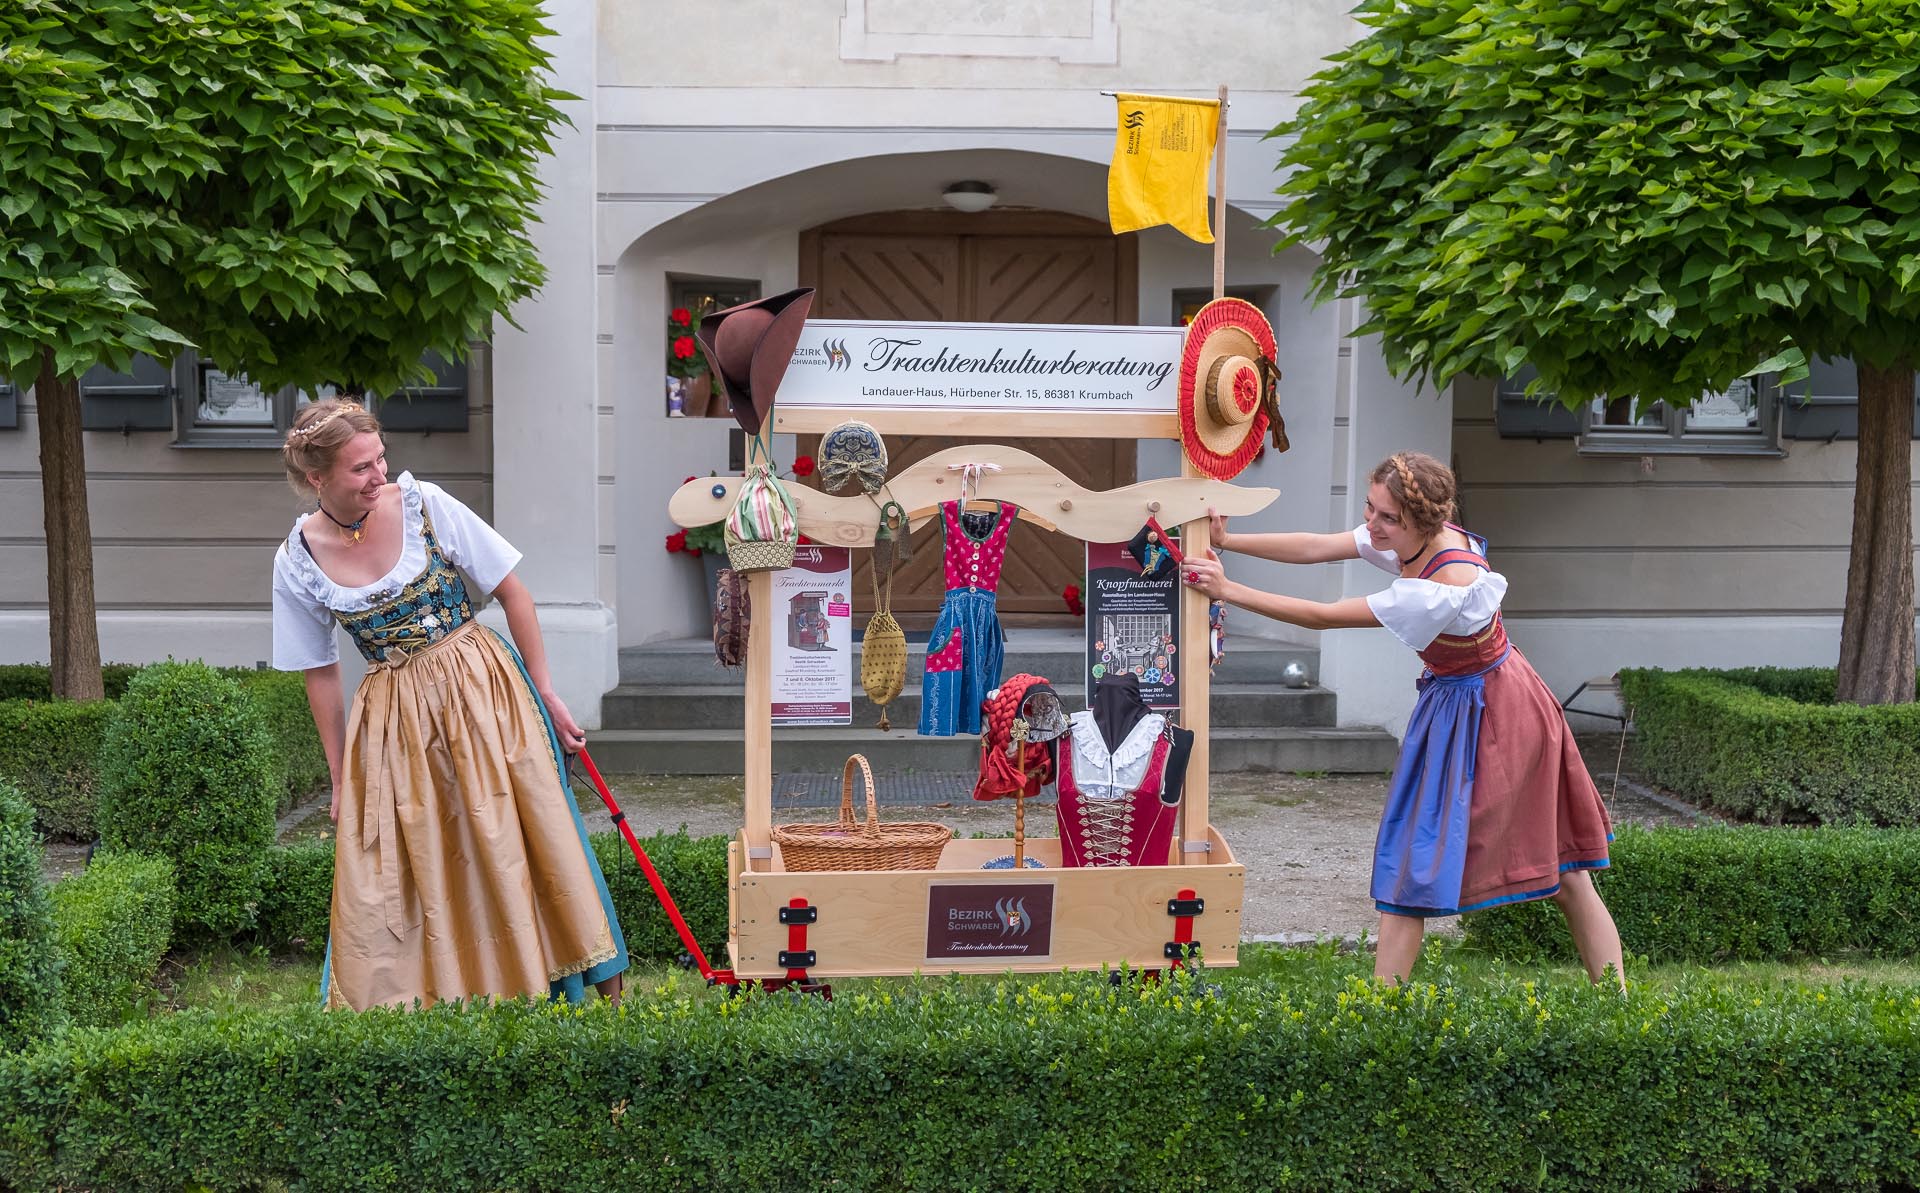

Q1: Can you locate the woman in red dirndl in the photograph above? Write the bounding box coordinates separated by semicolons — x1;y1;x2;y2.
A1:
1181;452;1624;986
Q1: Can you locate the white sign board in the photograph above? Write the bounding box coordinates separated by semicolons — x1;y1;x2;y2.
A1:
770;546;854;726
779;320;1183;416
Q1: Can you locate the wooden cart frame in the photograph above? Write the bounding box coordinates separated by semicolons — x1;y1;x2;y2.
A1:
668;421;1278;983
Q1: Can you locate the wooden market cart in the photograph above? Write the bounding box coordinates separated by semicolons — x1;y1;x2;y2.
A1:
667;414;1278;985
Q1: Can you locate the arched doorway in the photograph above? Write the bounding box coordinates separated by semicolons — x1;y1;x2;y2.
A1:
798;209;1140;624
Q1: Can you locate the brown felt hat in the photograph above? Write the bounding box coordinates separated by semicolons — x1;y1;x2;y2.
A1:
695;287;816;436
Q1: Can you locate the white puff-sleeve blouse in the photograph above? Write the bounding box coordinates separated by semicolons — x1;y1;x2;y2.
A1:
1350;525;1508;652
270;473;522;671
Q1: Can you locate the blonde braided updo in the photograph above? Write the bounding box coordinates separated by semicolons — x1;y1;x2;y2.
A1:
282;398;382;499
1368;451;1456;537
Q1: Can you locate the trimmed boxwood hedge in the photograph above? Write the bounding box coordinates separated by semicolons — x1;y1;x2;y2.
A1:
252;829;730;965
49;853;175;1028
1465;824;1920;964
2;967;1918;1191
0;700;114;841
0;665;326;840
97;663;278;942
1619;666;1920;826
0;784;63;1050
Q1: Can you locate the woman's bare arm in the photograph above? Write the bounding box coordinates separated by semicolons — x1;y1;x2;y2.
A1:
494;573;586;752
302;663;348;820
1209;510;1360;565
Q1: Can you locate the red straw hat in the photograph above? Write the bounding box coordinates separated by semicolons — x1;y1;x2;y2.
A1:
1178;298;1282;480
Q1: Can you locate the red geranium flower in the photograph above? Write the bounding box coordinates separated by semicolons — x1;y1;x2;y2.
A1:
669;307;692;326
665;530;688;554
797;534;812;545
791;455;816;478
1062;585;1085;616
671;335;697;359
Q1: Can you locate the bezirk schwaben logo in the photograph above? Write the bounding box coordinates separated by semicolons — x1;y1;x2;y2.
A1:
1124;110;1146;128
822;338;850;372
994;896;1031;938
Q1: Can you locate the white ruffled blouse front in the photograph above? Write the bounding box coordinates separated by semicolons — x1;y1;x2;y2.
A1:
1351;525;1508;652
269;472;522;671
1066;709;1167;799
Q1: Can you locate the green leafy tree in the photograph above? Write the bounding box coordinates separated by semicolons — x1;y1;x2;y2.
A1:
0;0;568;698
1273;0;1920;704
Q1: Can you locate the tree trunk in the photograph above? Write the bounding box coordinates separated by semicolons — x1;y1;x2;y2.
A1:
36;350;105;702
1835;361;1916;705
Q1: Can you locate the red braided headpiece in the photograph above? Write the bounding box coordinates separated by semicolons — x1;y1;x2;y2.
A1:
973;673;1055;801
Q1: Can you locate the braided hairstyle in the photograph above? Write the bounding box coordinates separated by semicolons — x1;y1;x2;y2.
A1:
1368;451;1456;537
282;397;381;499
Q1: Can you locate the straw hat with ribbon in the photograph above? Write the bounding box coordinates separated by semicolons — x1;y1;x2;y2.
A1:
1177;297;1287;480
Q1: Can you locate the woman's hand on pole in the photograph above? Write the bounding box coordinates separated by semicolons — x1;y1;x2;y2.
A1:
1207;507;1233;554
545;691;587;754
1180;547;1229;600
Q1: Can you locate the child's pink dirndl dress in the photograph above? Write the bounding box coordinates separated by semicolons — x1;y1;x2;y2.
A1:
1358;526;1613;917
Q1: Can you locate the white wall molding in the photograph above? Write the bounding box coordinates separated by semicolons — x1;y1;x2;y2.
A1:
839;0;1118;65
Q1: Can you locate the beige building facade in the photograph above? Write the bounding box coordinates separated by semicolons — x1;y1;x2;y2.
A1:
1;1;1898;736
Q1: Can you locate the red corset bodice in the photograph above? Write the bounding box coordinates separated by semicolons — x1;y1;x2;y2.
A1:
1418;615;1510;677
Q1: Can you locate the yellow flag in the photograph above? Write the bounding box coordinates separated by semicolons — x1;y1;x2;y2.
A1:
1108;93;1220;243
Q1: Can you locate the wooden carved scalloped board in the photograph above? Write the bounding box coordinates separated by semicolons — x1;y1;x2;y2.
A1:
668;444;1278;548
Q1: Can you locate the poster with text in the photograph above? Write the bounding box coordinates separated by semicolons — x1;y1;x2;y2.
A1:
771;546;853;725
1085;538;1182;712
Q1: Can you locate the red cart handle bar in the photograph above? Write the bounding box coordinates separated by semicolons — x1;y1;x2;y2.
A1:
574;748;733;986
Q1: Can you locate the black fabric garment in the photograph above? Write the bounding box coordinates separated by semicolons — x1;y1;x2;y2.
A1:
1089;672;1152;754
1159;725;1196;807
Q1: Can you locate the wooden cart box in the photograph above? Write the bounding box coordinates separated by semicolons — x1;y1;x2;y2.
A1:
727;830;1244;979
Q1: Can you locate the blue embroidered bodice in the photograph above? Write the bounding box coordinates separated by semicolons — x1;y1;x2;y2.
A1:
331;509;476;664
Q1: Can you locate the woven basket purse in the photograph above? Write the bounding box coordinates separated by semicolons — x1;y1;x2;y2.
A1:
772;754;951;872
860;506;908;729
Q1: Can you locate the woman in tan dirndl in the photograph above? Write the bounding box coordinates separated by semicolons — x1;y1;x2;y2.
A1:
271;398;627;1010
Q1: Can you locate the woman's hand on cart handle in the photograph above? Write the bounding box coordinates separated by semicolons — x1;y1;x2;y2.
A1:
545;691;587;754
1207;508;1234;554
1181;548;1229;600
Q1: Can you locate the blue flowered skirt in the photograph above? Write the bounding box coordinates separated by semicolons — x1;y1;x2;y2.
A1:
919;588;1004;737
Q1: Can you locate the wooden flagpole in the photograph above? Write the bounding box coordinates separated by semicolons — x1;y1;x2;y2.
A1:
1212;84;1229;301
1177;84;1228;865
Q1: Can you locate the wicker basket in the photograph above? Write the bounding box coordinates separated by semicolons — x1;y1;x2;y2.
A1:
773;755;952;872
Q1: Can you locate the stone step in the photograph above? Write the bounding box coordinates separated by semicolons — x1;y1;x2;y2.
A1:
619;632;1318;688
584;725;1400;776
603;682;1337;731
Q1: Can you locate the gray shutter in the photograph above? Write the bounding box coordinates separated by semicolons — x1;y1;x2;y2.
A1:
80;355;174;431
1493;367;1579;438
374;349;468;432
1778;356;1920;441
0;377;15;430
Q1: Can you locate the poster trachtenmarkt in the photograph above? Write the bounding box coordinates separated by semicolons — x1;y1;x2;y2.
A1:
771;546;853;725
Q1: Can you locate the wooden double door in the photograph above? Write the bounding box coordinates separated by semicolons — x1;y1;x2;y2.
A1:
798;210;1139;622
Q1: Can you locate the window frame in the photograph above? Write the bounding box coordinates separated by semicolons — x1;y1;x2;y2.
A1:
1493;366;1786;457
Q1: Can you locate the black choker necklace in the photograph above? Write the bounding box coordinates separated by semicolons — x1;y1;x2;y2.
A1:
318;499;371;545
1401;538;1434;570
